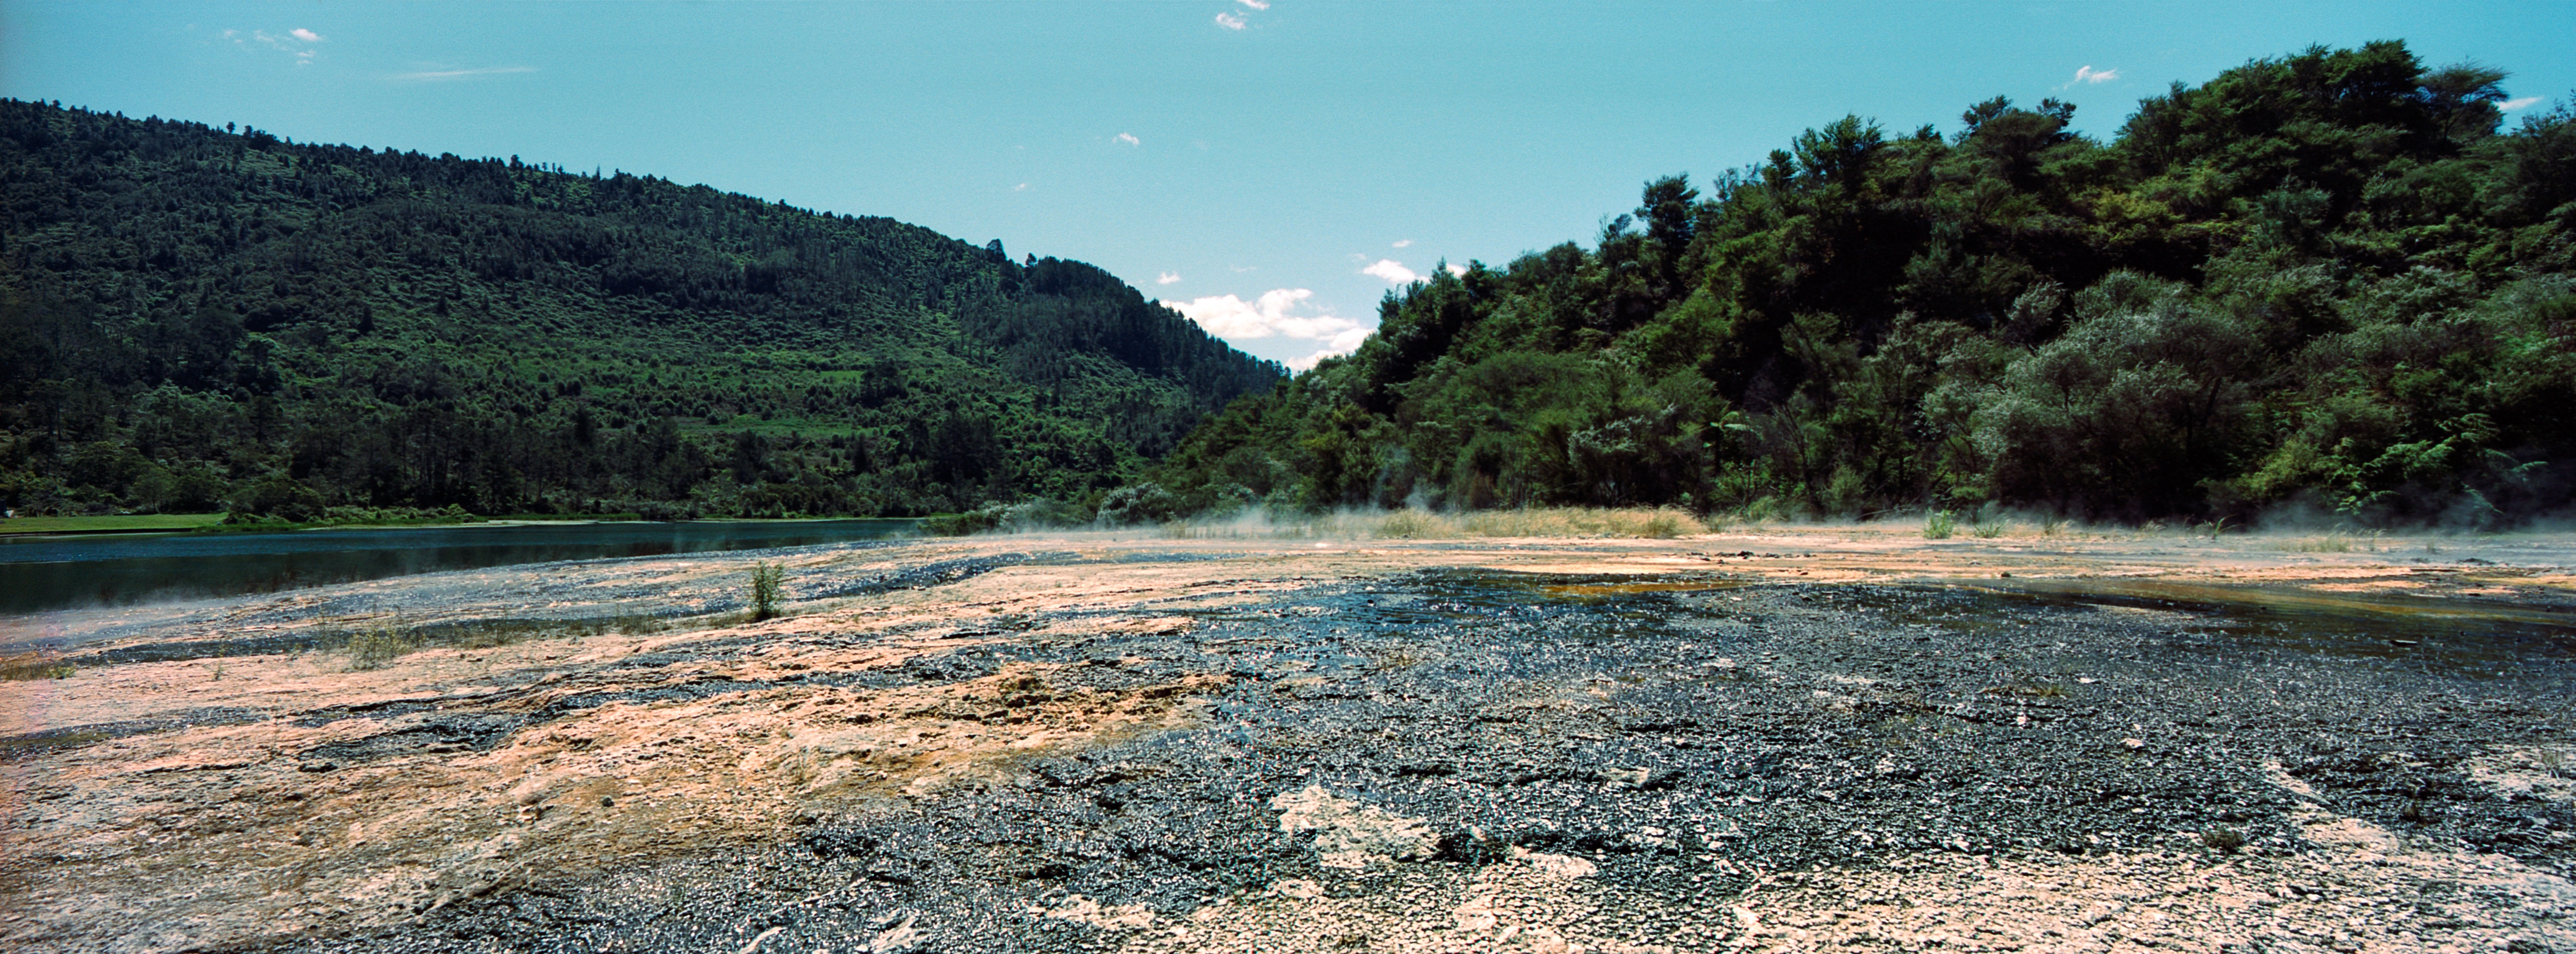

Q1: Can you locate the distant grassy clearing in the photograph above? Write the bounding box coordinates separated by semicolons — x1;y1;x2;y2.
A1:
0;514;226;535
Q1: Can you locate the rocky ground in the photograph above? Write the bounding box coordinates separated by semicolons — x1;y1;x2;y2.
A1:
3;527;2573;953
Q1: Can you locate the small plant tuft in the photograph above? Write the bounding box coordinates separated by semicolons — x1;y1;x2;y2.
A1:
2200;826;2246;853
1638;511;1687;539
344;629;419;671
750;562;786;621
1376;510;1435;539
1924;510;1958;540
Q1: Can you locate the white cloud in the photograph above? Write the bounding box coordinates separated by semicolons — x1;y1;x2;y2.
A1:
1115;132;1140;146
1157;271;1182;285
1166;287;1376;370
2068;65;2120;86
2502;96;2545;111
232;27;325;63
1445;263;1468;278
1168;288;1356;340
1237;0;1271;8
1214;12;1247;30
1361;259;1421;285
1013;182;1031;192
1391;239;1413;248
1285;329;1372;372
393;65;537;81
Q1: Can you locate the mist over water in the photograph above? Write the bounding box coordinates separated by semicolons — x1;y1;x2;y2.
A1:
0;520;917;616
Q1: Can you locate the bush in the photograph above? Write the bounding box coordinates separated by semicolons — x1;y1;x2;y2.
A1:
923;498;1086;536
1096;484;1184;526
227;475;326;523
921;507;1004;536
1924;509;1959;539
750;562;785;620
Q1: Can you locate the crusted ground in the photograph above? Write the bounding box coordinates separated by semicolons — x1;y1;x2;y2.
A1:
2;529;2571;953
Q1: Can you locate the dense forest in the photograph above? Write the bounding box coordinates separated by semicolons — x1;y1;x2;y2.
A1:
1141;42;2576;527
0;99;1281;519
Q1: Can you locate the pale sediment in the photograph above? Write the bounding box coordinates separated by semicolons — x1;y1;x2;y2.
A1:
2;530;2570;952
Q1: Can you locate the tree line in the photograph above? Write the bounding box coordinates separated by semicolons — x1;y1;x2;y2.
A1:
1139;42;2574;527
0;99;1282;519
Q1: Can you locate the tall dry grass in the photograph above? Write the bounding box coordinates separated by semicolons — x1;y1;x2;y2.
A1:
1160;506;1713;540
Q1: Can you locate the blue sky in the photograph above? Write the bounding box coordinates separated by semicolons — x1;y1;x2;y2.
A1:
5;2;2570;369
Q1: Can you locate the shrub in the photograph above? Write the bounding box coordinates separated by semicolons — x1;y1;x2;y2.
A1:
750;562;785;620
921;507;1003;536
2200;826;2247;853
1924;510;1958;539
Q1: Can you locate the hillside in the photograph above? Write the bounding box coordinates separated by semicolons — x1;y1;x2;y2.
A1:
1140;42;2576;527
0;99;1281;519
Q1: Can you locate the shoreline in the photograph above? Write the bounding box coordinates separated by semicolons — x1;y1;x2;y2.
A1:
0;514;924;540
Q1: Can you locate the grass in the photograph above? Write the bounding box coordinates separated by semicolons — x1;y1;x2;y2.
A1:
2265;528;2388;553
333;614;668;671
1155;506;1712;540
210;506;483;533
1380;507;1708;539
1983;669;2070;698
342;629;420;671
0;654;76;680
1923;510;1958;540
0;513;227;535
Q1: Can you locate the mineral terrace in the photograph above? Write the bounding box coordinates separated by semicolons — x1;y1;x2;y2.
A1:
3;526;2573;953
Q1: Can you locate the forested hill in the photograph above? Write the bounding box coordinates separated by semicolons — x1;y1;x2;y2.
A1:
0;99;1281;519
1139;42;2576;527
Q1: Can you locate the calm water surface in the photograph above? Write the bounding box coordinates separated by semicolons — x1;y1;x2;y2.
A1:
0;520;918;615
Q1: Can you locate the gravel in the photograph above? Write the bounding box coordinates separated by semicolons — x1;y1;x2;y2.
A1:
237;566;2575;953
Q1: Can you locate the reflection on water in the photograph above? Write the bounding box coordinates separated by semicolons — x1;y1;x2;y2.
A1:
1438;569;2575;678
1851;579;2576;676
0;520;917;615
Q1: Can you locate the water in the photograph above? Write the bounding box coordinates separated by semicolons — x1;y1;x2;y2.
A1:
1370;569;2576;677
1822;578;2576;676
0;519;918;615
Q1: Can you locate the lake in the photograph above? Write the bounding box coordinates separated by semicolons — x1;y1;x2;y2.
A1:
0;519;919;615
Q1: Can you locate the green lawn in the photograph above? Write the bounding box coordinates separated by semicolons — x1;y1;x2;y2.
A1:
0;513;229;535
